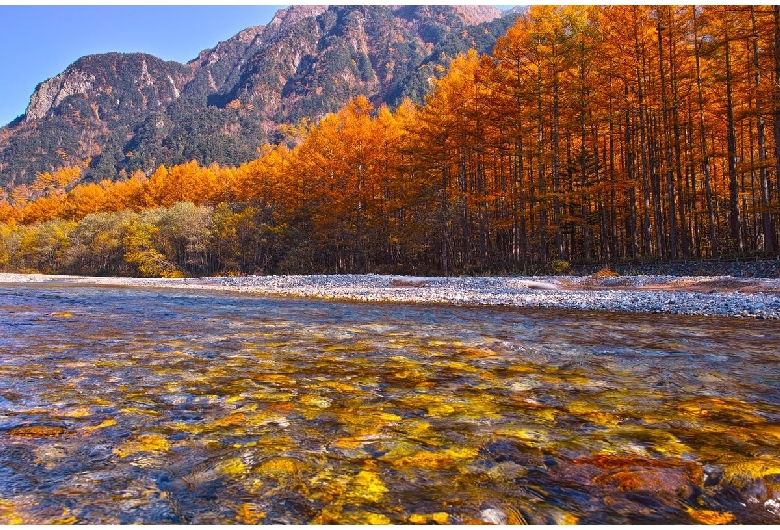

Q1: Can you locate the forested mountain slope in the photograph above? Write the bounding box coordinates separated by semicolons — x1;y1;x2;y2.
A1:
0;5;517;188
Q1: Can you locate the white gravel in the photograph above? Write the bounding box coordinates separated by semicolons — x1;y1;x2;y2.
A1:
1;273;778;319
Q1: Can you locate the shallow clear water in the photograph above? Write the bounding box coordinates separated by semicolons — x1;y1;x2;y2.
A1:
1;283;779;524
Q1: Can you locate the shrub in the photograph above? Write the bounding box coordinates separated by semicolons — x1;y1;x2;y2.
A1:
551;259;570;274
592;266;619;278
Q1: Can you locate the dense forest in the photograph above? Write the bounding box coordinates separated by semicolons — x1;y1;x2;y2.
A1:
1;5;780;277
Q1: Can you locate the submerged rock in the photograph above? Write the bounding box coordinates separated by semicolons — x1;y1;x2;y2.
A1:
479;507;507;525
7;424;68;437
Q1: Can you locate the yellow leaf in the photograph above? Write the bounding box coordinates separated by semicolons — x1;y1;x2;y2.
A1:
213;412;246;427
507;364;537;374
566;401;621;427
427;403;456;416
433;360;478;373
8;425;67;437
236;503;265;524
314;507;390;524
113;434;169;458
51;516;78;525
461;347;498;359
428;340;462;348
0;499;24;525
321;381;357;392
83;418;117;435
51;508;77;524
310;505;343;525
402;393;442;407
300;395;333;409
687;508;735;525
408;511;450;524
387;447;478;469
350;470;388;502
754;424;780;441
359;512;392;525
333;435;382;449
251;390;296;403
244;411;289;427
566;400;601;415
257;374;296;385
220;458;247;475
308;471;349;502
565;374;593;386
496;426;549;445
120;407;160;416
558;513;579;525
723;458;780;484
61;407;91;418
256;457;305;476
405;419;432;434
533;408;557;422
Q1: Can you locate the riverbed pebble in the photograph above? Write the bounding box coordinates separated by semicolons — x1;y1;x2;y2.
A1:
1;273;778;319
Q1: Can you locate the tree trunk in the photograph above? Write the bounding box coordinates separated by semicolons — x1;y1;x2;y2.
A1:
774;6;780;212
754;7;776;252
624;85;639;259
668;8;690;257
693;7;718;256
537;78;548;264
725;35;745;253
657;11;678;259
552;56;564;260
440;161;450;274
635;7;654;257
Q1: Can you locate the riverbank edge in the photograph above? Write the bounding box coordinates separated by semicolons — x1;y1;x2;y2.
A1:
1;272;779;319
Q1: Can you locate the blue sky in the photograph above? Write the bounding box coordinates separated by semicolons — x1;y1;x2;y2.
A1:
0;5;285;127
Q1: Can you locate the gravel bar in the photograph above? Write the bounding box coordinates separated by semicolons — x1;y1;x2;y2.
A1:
2;273;779;319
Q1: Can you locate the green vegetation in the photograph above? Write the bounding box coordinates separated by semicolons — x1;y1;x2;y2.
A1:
0;202;295;277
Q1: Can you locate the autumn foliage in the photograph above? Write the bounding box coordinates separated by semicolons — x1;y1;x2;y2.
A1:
2;6;780;276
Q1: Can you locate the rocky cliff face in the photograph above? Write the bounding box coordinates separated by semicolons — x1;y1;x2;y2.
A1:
453;5;504;25
26;53;190;124
25;69;94;123
0;5;515;187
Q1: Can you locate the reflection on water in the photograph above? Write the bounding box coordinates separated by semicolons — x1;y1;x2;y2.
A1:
0;283;779;524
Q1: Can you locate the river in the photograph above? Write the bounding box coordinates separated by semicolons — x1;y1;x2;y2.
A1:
1;283;779;524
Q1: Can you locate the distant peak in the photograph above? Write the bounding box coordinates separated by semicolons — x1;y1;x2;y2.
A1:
233;25;266;45
267;5;327;30
453;6;503;25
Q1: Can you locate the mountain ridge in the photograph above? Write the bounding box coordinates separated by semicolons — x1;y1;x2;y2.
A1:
0;5;517;188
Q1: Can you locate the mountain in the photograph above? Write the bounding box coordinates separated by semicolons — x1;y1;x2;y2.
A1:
0;5;518;188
